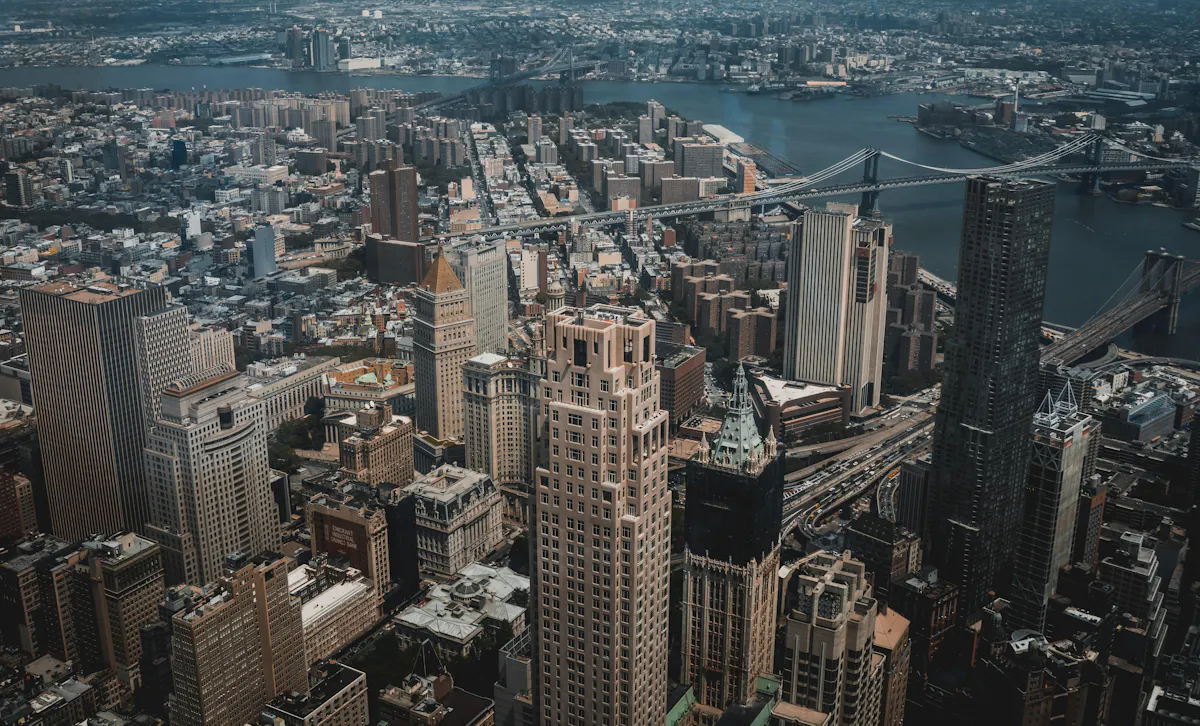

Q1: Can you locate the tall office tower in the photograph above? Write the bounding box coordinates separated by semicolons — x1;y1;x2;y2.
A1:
647;99;666;130
446;239;509;355
4;169;33;207
782;204;890;415
778;551;882;726
79;533;165;692
169;553;307;726
527;115;543;142
412;253;476;441
680;366;783;716
368;165;419;242
534;305;672;726
20;281;172;539
928;177;1055;617
133;305;192;435
311;119;337;154
463;354;540;523
251;224;279;278
286;26;305;67
1008;385;1098;633
310;28;336;71
144;369;281;585
189;324;235;372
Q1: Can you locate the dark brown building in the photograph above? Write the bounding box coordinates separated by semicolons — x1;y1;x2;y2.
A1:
365;234;426;287
845;513;922;605
890;567;958;677
368;164;419;243
656;343;705;427
726;308;777;362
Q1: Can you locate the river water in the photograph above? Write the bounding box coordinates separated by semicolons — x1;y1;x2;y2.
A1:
3;65;1198;357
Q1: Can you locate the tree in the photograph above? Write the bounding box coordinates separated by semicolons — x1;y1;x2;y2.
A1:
269;441;301;474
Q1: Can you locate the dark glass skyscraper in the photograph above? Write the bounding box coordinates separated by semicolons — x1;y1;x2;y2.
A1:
928;176;1056;618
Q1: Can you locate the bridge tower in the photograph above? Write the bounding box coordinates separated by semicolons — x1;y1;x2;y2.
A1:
1135;249;1186;335
1080;136;1104;195
859;151;881;217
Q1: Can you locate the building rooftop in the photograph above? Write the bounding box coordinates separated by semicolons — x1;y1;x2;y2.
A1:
874;608;910;652
265;662;364;720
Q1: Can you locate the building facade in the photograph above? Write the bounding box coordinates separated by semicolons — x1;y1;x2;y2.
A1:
262;662;369;726
402;464;504;577
446;239;509;356
782;205;889;415
20;281;173;539
533;305;672;726
335;403;414;487
307;492;390;603
681;365;783;720
169;553;307;726
463;353;541;524
928;177;1055;617
413;252;477;441
144;369;282;586
778;551;882;726
1008;385;1098;634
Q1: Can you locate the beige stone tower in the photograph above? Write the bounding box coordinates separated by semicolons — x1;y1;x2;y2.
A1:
534;305;671;726
413;249;477;441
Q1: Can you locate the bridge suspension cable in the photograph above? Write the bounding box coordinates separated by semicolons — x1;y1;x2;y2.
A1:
751;148;874;200
876;134;1097;176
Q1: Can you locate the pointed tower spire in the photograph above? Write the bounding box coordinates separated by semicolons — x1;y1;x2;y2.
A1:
708;363;764;472
1038;389;1056;418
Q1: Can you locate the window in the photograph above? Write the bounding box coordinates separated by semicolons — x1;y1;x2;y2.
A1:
568;413;582;427
600;380;610;392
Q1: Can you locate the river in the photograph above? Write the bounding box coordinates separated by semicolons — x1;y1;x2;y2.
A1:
3;65;1198;358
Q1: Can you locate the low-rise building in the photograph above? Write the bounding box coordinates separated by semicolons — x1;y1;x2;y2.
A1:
394;563;529;658
323;358;415;417
245;356;341;432
262;662;369;726
288;560;377;667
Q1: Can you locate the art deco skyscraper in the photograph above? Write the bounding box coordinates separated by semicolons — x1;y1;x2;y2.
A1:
681;365;783;716
446;239;509;355
778;551;882;726
928;177;1055;617
19;280;173;539
783;203;890;415
463;354;541;523
1008;385;1098;633
534;306;671;726
413;252;477;441
144;368;282;585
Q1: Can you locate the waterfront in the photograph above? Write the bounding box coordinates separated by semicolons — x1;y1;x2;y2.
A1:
3;65;1197;357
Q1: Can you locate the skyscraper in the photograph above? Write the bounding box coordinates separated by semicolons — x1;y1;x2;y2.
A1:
783;203;890;415
928;177;1055;617
1008;385;1098;633
681;365;783;715
412;252;476;441
778;551;882;726
446;238;509;355
310;28;336;71
369;164;419;242
251;224;279;278
20;281;173;539
144;368;282;585
169;553;307;726
133;304;192;435
534;305;671;726
463;354;541;524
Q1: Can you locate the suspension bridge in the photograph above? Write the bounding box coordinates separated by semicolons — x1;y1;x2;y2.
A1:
423;132;1197;243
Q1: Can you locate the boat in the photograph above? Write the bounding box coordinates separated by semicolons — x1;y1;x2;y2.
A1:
1183;219;1200;233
